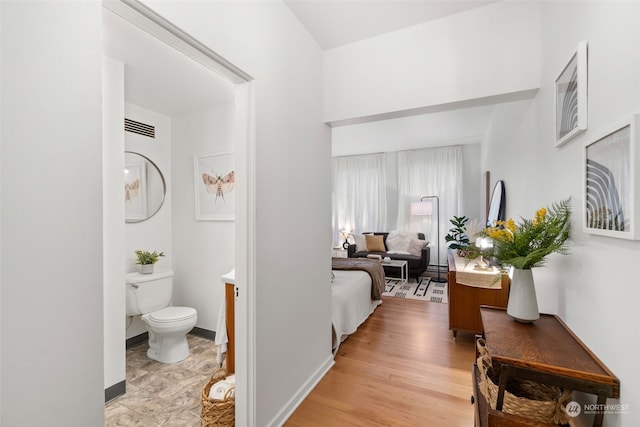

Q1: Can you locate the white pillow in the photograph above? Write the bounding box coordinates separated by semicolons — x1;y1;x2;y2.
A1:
353;234;367;252
407;238;427;257
386;230;416;252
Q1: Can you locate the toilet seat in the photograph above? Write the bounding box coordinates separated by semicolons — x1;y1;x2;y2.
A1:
147;306;197;323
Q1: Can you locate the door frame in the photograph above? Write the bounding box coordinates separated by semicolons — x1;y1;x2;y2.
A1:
102;1;256;424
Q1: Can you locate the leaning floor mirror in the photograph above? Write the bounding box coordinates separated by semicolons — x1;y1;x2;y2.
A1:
486;180;506;227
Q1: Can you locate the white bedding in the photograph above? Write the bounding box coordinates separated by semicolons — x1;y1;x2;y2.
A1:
331;270;382;354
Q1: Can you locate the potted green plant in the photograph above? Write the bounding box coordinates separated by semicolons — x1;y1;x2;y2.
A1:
135;250;165;274
445;215;471;255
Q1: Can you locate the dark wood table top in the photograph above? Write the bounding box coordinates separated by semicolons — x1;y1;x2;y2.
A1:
480;305;619;398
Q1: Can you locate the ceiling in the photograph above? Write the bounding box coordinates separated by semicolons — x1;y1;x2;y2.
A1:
102;8;234;118
331;104;496;156
103;1;518;156
284;0;498;50
284;0;510;154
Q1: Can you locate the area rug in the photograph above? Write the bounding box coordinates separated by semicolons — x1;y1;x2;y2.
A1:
383;277;448;303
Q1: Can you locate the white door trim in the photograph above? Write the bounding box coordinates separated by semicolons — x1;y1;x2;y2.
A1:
232;80;256;427
102;1;256;424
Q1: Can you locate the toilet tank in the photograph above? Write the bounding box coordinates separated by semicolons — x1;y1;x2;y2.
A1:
126;269;174;316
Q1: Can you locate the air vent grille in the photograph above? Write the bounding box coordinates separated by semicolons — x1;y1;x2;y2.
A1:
125;118;155;139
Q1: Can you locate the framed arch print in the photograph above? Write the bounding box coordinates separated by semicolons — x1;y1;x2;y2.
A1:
555;41;588;147
584;115;639;239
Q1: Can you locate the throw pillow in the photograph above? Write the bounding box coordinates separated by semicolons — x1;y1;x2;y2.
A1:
407;238;426;257
386;230;417;252
353;234;367;252
365;234;386;252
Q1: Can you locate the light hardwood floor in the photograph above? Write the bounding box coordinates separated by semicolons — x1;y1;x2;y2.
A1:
285;296;477;427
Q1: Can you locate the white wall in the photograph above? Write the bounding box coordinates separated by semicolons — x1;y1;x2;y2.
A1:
324;1;540;123
103;56;126;394
124;104;173;339
461;143;482;222
483;2;640;425
0;2;3;417
172;105;235;331
141;1;331;426
0;2;104;425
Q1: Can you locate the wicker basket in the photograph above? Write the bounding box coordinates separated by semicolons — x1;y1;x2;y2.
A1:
476;339;572;425
201;368;235;427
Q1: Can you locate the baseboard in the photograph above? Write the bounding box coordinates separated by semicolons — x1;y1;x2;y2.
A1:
265;354;335;427
105;380;126;403
126;328;215;350
191;326;215;341
126;332;148;349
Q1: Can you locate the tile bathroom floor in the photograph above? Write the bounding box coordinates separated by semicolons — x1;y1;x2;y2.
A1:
105;334;219;427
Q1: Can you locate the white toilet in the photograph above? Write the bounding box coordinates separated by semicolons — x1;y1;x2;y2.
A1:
126;269;198;363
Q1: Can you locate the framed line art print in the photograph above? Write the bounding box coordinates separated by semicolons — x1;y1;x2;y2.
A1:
555;41;588;147
194;152;235;221
584;115;640;239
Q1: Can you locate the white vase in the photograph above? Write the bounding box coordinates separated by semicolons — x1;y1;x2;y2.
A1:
140;264;154;274
507;268;540;323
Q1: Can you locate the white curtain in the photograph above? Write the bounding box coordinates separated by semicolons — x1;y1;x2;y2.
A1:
332;153;387;245
397;146;464;267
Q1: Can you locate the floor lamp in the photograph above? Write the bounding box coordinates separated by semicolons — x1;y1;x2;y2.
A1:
411;195;447;283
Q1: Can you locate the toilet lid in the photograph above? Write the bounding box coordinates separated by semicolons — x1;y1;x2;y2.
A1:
148;306;197;323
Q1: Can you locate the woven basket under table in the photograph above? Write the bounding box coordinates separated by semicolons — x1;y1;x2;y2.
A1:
476;338;572;425
201;368;235;427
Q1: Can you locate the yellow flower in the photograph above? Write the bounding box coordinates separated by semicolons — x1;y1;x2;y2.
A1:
477;198;571;269
485;218;517;243
533;207;547;226
487;226;513;243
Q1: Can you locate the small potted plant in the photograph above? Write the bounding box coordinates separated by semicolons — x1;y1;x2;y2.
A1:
135;250;165;274
445;215;471;256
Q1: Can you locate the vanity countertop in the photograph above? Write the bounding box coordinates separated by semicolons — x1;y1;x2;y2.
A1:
221;268;235;285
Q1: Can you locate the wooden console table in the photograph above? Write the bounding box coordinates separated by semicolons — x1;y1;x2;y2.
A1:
474;306;620;427
447;251;510;338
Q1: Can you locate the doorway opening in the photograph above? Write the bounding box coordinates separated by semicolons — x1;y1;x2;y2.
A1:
102;1;255;425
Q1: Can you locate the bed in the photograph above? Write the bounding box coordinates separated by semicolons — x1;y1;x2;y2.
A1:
331;257;386;353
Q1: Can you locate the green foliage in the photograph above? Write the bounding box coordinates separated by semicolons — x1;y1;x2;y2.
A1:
445;215;471;250
485;198;572;269
135;250;165;265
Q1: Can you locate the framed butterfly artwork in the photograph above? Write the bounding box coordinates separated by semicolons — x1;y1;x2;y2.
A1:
194;152;236;221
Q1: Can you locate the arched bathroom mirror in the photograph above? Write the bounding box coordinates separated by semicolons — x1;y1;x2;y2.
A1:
486;180;506;226
124;151;166;223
